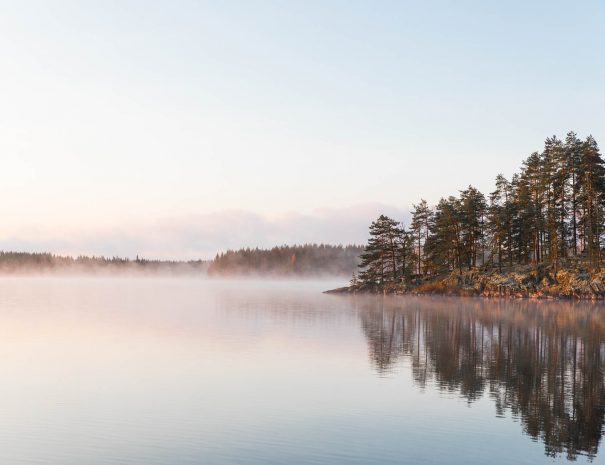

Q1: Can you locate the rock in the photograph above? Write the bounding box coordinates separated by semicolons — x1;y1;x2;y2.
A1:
324;264;605;300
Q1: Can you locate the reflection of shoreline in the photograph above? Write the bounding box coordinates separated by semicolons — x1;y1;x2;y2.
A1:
357;297;605;460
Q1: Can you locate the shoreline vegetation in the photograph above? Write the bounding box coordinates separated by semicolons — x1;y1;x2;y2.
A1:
328;132;605;300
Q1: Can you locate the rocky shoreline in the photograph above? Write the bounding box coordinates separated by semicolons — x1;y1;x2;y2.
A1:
325;264;605;300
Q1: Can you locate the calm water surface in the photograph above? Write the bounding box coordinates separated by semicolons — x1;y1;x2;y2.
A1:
0;277;603;464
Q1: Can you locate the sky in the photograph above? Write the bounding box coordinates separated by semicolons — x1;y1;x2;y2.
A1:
0;0;604;259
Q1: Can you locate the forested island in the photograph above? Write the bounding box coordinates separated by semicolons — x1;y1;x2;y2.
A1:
330;132;605;299
208;244;363;276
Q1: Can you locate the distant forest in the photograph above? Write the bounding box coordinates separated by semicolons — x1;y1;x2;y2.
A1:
208;244;364;276
0;246;365;277
0;251;206;274
356;132;605;285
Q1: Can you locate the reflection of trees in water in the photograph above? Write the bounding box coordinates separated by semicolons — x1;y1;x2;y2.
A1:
358;297;605;460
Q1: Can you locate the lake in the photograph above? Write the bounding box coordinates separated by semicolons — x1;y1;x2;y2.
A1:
0;277;603;464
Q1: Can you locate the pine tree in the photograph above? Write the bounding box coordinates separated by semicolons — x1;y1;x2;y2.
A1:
541;135;565;272
578;136;605;267
425;196;463;273
488;192;503;272
488;175;512;272
565;131;583;256
411;200;433;275
397;224;414;281
358;215;407;285
459;186;486;269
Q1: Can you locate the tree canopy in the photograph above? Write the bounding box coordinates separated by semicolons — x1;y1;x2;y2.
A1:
357;132;605;285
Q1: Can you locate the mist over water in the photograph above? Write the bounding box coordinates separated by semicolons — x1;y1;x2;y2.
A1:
0;277;602;464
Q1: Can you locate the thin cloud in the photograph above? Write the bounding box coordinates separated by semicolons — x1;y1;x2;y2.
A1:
0;204;411;260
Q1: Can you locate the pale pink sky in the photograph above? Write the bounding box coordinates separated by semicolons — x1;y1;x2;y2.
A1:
0;2;603;259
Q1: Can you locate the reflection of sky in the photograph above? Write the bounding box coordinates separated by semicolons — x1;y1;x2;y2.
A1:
1;2;604;258
0;278;596;464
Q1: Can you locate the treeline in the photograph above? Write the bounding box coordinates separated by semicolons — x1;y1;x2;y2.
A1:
208;244;364;276
357;132;605;285
0;251;206;274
